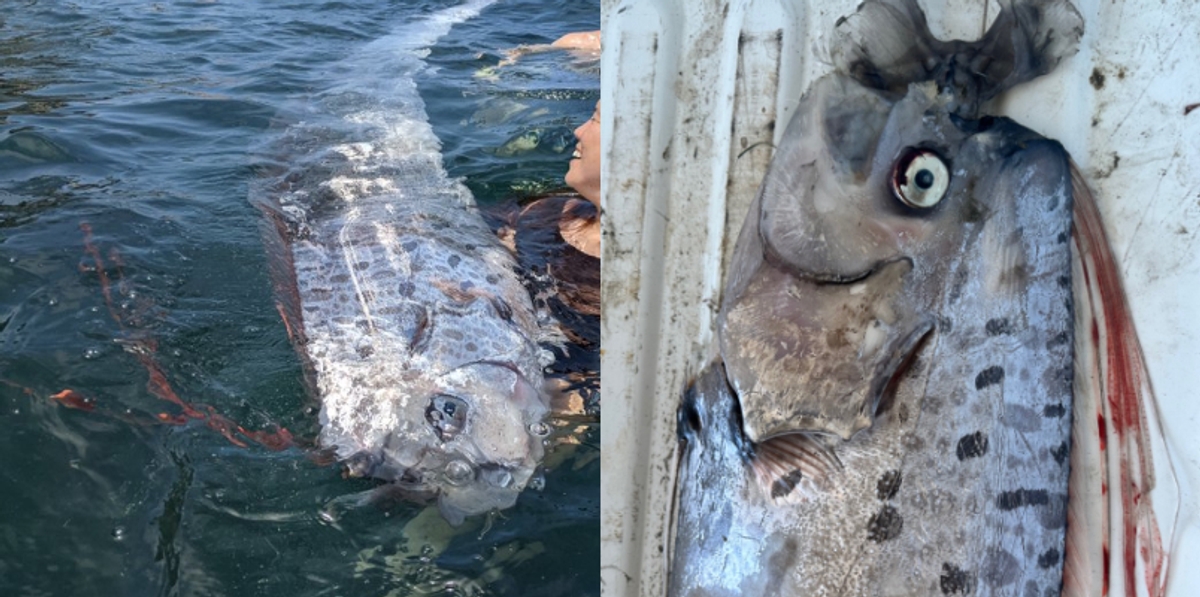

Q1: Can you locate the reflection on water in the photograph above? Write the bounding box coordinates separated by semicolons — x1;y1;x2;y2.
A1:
0;0;598;594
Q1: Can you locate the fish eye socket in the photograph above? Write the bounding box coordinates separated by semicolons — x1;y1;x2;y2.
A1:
891;148;949;209
444;459;475;486
426;394;469;442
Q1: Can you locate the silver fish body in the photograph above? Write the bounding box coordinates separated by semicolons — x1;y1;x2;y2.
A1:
671;0;1086;593
255;0;551;525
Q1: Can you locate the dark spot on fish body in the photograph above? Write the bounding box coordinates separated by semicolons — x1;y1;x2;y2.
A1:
974;365;1004;389
402;240;418;252
354;261;370;271
1044;403;1065;418
948;268;968;303
1090;68;1106;89
1051;441;1069;465
1046;192;1060;211
956;431;988;460
898;403;910;424
465;342;477;353
1046;330;1070;349
1037;547;1060;569
398;281;415;296
1025;580;1040;597
962;196;989;224
1002;403;1041;432
485;274;498;284
357;345;374;359
1042;364;1073;397
448;254;461;268
771;469;804;499
985;318;1013;336
995;488;1049;510
1037;493;1068;530
876;469;902;500
983;547;1020;587
767;537;798;582
867;504;902;542
1057;231;1069;244
940;563;974;594
938;316;953;334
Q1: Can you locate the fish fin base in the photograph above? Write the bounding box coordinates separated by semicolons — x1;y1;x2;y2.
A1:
1062;162;1174;597
749;433;843;504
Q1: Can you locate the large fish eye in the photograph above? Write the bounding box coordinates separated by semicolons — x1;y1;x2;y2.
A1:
426;394;469;442
890;148;949;209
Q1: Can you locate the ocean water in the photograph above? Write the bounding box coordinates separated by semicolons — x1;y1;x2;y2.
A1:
0;1;599;595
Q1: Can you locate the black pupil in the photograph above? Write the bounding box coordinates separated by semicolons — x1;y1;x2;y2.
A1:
914;168;934;189
443;402;456;416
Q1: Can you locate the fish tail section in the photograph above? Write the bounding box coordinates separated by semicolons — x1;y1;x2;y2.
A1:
1064;163;1174;597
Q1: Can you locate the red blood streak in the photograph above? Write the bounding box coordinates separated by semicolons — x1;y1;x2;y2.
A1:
1071;168;1167;596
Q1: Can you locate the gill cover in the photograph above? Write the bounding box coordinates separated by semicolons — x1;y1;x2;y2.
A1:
718;0;1083;443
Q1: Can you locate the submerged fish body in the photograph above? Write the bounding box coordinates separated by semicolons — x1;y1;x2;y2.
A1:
667;0;1147;594
254;0;553;525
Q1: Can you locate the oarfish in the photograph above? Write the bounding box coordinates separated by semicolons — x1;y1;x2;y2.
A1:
253;0;556;525
669;0;1173;594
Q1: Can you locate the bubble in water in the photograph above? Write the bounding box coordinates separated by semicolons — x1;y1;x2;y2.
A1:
83;347;103;360
111;526;125;541
528;473;545;491
47;297;58;307
444;460;473;485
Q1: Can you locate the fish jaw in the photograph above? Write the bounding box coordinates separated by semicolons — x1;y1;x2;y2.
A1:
321;361;548;526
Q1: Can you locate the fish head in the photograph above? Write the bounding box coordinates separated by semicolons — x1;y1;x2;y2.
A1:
720;71;1074;443
400;359;549;522
329;358;548;525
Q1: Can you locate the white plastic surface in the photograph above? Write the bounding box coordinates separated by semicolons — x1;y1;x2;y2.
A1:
599;0;1200;595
